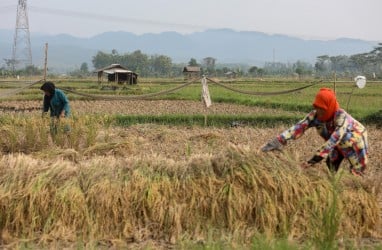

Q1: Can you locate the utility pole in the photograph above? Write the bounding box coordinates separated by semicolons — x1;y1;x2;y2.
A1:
12;0;32;72
43;43;48;81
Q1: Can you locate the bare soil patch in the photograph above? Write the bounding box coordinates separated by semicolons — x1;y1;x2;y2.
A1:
0;99;304;116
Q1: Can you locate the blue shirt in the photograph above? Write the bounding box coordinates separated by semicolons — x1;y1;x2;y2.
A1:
43;89;70;117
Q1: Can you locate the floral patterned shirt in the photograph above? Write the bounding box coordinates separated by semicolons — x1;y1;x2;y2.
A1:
278;109;366;159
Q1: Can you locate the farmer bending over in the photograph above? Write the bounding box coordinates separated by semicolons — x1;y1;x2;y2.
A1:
261;88;368;176
40;81;71;134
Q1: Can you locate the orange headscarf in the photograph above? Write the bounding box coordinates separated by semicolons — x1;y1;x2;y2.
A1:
313;88;339;121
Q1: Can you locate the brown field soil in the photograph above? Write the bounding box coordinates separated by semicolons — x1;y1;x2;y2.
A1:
0;99;305;116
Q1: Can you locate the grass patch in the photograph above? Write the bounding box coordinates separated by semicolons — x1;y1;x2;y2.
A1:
114;114;300;128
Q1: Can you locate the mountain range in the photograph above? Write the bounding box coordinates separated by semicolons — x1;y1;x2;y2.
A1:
0;28;377;73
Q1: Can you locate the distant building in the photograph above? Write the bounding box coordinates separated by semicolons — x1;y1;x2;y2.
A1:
224;71;237;79
182;66;201;80
94;64;138;84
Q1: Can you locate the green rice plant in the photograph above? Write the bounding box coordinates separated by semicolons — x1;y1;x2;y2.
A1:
114;114;299;128
307;171;343;250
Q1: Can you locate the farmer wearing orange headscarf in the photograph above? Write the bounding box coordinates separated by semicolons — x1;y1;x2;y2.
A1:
261;88;368;176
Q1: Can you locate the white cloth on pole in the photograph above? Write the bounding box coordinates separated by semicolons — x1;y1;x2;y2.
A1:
201;77;212;108
354;75;366;89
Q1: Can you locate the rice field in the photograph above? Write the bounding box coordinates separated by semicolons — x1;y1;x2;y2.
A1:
0;80;382;249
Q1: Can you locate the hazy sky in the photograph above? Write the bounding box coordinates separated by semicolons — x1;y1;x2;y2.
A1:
1;0;381;41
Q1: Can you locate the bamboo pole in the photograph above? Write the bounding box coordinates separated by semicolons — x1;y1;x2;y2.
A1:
333;71;336;93
43;43;48;81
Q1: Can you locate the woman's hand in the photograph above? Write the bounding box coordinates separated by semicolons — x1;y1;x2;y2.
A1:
261;138;283;152
307;155;324;165
300;162;311;169
300;155;324;169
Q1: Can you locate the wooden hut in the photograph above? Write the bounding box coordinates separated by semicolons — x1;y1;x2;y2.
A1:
95;64;138;84
182;66;201;80
224;71;237;79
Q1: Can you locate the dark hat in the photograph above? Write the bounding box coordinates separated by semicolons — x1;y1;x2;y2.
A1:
40;81;56;95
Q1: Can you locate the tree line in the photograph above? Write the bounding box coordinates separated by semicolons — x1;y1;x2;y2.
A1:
314;43;382;79
90;43;382;79
2;43;381;79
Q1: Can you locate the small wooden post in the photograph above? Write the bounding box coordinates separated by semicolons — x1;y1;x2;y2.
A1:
43;43;48;81
201;76;212;126
333;71;336;93
204;109;207;126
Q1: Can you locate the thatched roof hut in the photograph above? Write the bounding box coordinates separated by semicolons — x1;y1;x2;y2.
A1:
95;64;138;84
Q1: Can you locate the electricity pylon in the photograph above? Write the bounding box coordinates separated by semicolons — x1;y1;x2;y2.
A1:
11;0;32;71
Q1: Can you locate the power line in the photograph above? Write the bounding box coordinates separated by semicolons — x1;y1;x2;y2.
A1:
28;5;208;30
0;5;16;14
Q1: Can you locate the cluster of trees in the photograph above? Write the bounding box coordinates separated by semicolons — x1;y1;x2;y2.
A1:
92;49;175;77
314;43;382;79
1;60;43;78
68;62;90;78
91;51;247;78
249;43;382;79
2;44;381;79
90;43;381;79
